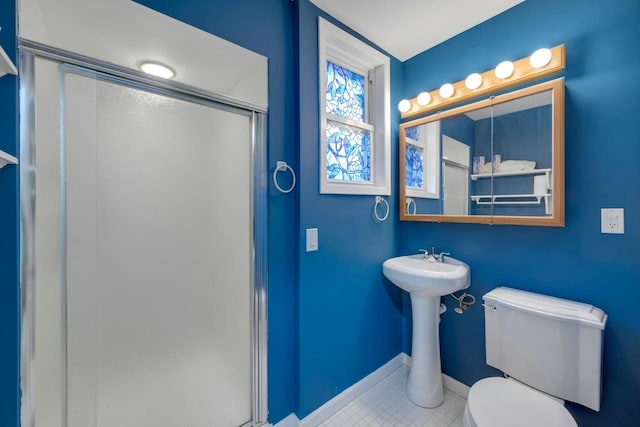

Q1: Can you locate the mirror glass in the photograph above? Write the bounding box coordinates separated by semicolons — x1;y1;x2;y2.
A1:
400;78;564;226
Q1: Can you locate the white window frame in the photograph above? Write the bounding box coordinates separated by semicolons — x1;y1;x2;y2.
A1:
318;17;390;195
405;120;440;199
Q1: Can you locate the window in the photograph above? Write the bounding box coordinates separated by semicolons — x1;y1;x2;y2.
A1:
404;121;440;199
318;18;390;195
405;126;424;189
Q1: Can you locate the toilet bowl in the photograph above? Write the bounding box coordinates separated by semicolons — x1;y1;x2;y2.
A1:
462;377;577;427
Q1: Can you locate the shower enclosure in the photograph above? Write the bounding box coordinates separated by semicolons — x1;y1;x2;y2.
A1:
20;51;267;427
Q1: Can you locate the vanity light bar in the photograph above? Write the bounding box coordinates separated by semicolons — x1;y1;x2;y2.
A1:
400;45;565;119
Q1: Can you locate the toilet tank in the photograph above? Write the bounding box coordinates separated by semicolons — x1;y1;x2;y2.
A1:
483;287;607;411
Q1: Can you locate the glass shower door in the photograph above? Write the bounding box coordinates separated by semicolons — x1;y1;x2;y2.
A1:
31;59;256;427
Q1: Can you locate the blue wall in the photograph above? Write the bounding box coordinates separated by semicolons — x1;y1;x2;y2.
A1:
294;0;403;418
401;1;640;426
0;0;19;424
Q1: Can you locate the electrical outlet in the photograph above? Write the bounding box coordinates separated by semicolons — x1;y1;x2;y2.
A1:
601;208;624;234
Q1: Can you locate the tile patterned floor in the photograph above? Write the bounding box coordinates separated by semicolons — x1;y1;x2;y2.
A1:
318;366;466;427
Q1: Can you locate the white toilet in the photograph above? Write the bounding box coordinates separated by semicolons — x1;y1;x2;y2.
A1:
463;287;607;427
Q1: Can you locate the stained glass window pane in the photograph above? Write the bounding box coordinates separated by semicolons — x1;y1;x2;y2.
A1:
405;144;424;188
326;61;366;122
405;126;419;141
326;120;371;182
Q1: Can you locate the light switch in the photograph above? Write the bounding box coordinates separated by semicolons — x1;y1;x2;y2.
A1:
601;208;624;234
306;228;318;252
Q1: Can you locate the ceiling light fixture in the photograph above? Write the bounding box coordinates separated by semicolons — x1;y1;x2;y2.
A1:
138;61;176;79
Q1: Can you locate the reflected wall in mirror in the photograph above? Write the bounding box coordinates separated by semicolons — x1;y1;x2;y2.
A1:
400;78;564;226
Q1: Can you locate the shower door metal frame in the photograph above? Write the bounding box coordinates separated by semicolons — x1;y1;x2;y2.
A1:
19;43;269;427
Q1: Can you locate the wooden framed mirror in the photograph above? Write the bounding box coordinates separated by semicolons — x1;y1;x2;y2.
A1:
400;78;564;226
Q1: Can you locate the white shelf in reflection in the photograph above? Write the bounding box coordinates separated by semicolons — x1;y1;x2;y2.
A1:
470;168;551;180
471;193;550;205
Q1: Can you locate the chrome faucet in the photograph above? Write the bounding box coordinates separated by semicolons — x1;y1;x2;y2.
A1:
419;248;450;262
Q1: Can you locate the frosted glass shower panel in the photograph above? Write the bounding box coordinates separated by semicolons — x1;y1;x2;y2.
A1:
64;73;252;427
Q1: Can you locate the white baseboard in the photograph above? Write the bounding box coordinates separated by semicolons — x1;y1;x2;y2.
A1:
270;413;300;427
401;352;411;366
272;352;469;427
442;373;470;398
299;353;405;427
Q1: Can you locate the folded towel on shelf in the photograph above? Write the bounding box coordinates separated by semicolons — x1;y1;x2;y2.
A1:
499;160;536;172
480;162;493;174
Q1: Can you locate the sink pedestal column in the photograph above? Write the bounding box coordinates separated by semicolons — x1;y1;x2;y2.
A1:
407;294;444;408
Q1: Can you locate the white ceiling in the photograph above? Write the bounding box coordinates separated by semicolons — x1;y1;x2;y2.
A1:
310;0;524;61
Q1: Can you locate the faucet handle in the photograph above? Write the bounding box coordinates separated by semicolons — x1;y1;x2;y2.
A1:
438;252;451;262
418;248;429;258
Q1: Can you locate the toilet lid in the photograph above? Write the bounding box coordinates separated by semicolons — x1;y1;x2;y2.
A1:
467;377;577;427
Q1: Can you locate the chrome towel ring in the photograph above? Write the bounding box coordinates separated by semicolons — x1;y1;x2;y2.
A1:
374;196;389;222
405;197;416;215
273;160;296;193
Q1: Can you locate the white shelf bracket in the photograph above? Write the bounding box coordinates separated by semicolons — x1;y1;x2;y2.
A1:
0;44;18;78
0;150;18;169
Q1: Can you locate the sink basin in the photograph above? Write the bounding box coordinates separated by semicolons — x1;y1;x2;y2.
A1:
382;253;470;408
383;254;470;296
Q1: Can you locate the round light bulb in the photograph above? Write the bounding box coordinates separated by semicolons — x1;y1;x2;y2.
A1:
439;83;455;99
417;92;432;106
139;61;176;79
465;73;483;90
398;99;411;113
495;61;514;79
530;48;552;68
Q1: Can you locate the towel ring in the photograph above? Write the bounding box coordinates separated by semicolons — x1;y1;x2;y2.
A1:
273;161;296;193
405;197;416;215
374;196;390;222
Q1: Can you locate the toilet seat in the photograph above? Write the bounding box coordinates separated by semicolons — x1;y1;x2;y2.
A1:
464;377;577;427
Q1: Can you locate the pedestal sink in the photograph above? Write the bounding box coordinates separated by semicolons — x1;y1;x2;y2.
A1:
383;254;470;408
